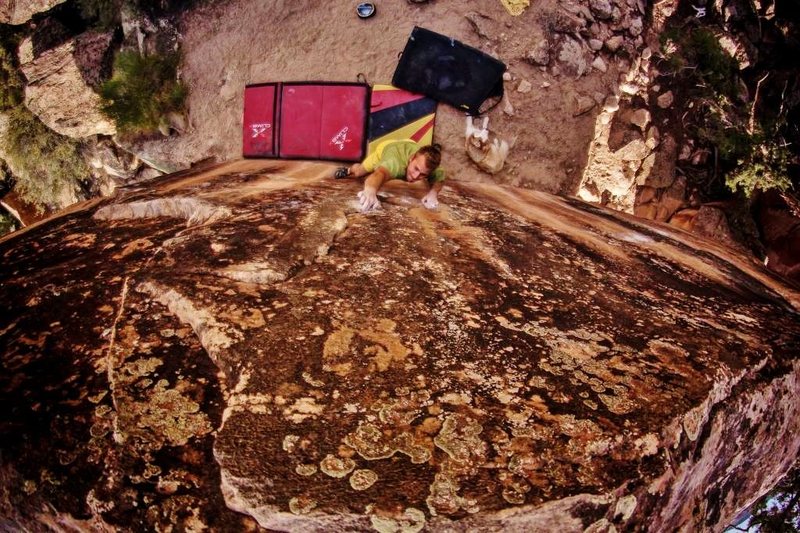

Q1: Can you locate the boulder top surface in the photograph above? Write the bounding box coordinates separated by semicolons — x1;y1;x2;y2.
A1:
1;159;799;532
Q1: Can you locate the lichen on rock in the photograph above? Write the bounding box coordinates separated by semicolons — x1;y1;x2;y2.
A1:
345;423;397;461
433;414;486;466
349;469;378;491
319;454;356;478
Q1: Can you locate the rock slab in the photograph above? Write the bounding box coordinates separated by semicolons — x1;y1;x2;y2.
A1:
0;160;798;532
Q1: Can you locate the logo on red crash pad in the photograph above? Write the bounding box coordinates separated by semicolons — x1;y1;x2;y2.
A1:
330;126;352;151
250;122;272;138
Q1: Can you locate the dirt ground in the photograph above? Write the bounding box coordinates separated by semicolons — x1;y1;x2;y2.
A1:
135;0;620;195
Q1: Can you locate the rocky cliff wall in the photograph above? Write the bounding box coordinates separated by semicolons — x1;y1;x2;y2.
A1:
0;0;67;25
0;160;798;531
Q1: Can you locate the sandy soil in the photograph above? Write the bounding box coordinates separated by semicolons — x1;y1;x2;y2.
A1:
135;0;620;195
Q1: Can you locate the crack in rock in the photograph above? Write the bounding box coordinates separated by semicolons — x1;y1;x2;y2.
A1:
216;262;288;285
94;197;232;227
137;281;240;359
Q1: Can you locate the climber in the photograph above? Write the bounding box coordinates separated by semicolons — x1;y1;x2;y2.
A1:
334;140;445;212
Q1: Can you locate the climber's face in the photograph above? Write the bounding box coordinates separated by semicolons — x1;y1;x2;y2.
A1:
406;154;431;183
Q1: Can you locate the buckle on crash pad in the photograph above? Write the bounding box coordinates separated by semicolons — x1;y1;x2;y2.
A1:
357;2;376;18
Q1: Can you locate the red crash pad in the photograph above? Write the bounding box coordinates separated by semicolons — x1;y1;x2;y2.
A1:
279;83;369;161
243;82;369;162
242;83;278;157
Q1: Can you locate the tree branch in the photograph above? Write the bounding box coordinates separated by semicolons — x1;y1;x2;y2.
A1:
749;72;770;135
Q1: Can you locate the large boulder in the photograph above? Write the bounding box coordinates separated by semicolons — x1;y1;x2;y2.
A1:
0;189;52;226
18;33;116;139
636;134;678;189
0;160;798;531
755;190;800;282
579;97;677;215
0;0;67;25
669;205;747;253
72;30;117;91
634;174;687;222
577;108;647;212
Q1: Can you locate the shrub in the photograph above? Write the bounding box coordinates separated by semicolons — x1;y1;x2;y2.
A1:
684;29;739;98
77;0;124;30
3;107;89;211
100;50;188;136
660;22;795;200
0;212;16;236
726;143;793;198
661;26;740;99
0;43;23;111
694;104;755;162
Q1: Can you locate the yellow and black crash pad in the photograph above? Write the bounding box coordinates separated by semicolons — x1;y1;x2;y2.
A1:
367;84;436;156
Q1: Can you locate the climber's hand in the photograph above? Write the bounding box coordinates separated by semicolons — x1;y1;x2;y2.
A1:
358;190;381;212
421;190;439;210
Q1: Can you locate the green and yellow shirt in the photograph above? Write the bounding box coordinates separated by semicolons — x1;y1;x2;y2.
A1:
362;140;445;184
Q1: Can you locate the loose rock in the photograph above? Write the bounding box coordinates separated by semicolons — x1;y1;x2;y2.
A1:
592;56;608;73
557;37;588;77
656;91;674;109
526;39;551;66
605;35;624;53
573;94;596;116
603;95;620;113
589;0;614;20
629;108;651;131
629;17;644;37
465;12;496;41
503;95;515;116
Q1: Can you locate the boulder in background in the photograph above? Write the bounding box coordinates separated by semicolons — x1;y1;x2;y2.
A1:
755;191;800;282
670;205;746;253
18;34;116;138
0;0;67;25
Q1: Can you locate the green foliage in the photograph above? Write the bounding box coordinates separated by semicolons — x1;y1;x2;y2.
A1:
0;43;23;111
659;27;687;72
660;22;796;199
726;143;793;198
661;24;751;178
685;29;739;97
2;107;89;211
77;0;124;30
695;106;755;162
661;26;740;99
100;50;188;136
0;212;16;236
